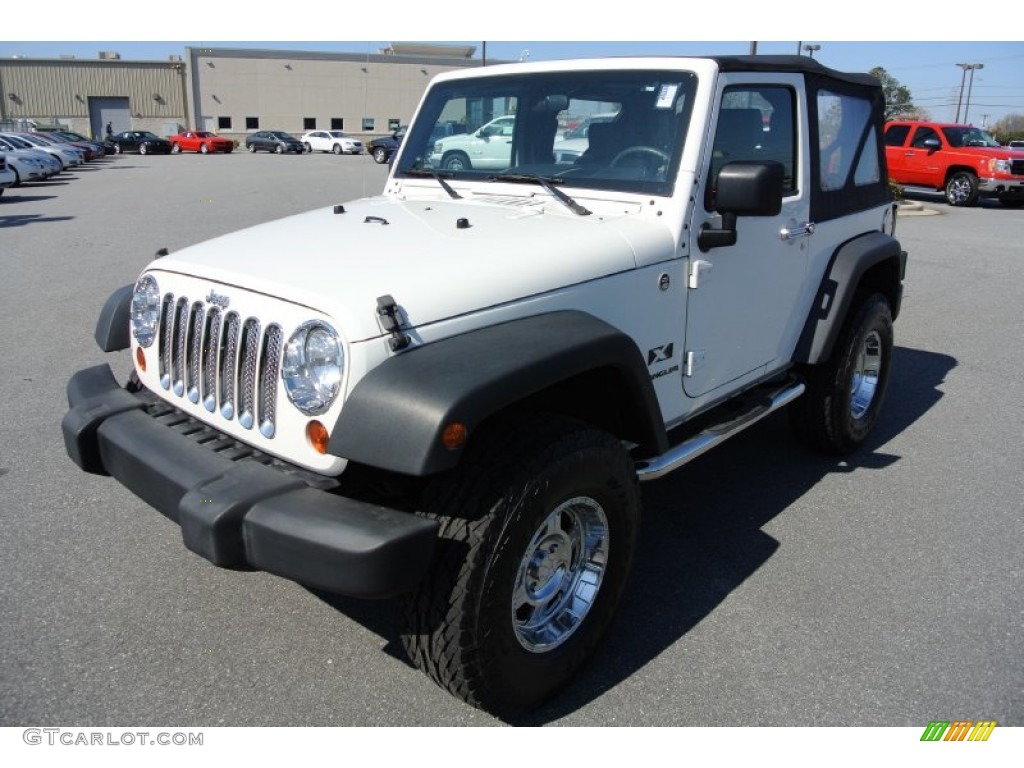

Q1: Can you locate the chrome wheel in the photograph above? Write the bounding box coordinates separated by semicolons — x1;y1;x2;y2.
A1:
850;330;882;420
512;496;609;653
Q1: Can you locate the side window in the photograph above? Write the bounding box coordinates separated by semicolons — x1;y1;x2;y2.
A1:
708;85;796;208
884;124;910;146
817;90;875;191
911;126;938;148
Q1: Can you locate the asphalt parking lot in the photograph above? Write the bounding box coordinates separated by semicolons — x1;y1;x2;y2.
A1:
1;153;1021;727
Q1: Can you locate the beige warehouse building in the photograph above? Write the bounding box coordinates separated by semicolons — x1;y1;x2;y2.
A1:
0;44;484;142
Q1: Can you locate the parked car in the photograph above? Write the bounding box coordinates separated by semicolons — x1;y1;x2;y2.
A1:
61;55;907;717
0;154;15;196
428;115;516;170
1008;140;1024;149
0;148;50;184
884;120;1024;207
245;131;306;154
31;131;100;161
370;124;464;165
109;131;173;155
50;130;114;156
368;126;406;164
0;132;84;169
0;136;62;176
301;130;363;155
168;130;234;155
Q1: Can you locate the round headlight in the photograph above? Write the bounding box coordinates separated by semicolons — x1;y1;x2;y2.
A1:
282;321;344;416
131;274;161;348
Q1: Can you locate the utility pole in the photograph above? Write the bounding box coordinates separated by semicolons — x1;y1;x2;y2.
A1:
955;63;982;122
749;42;758;55
963;63;983;123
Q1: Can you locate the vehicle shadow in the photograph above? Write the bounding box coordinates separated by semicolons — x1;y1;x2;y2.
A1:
0;212;74;228
900;190;1009;210
310;344;956;724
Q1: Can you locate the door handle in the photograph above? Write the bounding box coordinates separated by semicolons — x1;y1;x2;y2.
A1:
780;222;815;241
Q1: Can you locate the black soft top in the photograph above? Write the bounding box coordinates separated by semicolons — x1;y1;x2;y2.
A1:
711;55;880;88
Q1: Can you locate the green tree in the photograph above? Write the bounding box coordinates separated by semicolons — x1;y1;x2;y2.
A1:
989;113;1024;143
870;67;915;120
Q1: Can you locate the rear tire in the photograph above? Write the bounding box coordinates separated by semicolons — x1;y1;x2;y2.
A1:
401;414;640;717
373;146;388;164
248;143;257;153
200;143;209;155
791;294;894;455
171;143;180;154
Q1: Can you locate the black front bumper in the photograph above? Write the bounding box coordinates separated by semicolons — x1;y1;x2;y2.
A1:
62;364;438;598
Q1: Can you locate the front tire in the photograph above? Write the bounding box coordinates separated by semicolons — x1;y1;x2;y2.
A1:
441;151;471;171
791;294;894;455
139;143;148;155
945;171;979;207
332;144;343;155
402;415;640;717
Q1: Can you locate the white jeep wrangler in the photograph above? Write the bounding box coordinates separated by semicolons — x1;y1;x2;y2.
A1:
63;55;906;716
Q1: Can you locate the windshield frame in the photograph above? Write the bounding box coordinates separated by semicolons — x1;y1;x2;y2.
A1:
394;68;698;198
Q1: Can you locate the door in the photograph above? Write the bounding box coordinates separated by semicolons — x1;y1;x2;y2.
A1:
683;76;811;398
89;97;130;140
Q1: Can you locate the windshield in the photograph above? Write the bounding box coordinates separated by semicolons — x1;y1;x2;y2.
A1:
2;135;33;148
943;126;1000;148
395;68;697;196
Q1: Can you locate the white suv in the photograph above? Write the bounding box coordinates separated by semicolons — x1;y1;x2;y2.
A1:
64;56;906;718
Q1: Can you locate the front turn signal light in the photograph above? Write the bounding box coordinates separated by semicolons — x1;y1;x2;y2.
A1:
306;421;330;454
135;346;147;372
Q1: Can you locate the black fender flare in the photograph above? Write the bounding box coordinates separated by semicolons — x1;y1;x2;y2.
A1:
794;231;906;365
329;311;668;476
94;284;133;352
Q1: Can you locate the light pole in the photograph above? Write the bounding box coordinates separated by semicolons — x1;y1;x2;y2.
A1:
955;63;982;123
803;44;821;59
963;63;983;124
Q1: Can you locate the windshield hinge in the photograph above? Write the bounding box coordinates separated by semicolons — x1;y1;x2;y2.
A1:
376;295;412;352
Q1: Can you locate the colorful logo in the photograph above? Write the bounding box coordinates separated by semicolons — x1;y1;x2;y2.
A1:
920;721;997;742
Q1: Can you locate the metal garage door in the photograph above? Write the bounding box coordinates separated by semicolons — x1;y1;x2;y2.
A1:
89;97;130;139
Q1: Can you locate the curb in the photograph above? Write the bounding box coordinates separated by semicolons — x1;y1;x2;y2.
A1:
896;200;941;217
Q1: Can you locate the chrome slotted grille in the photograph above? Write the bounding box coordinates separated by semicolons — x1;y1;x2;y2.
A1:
155;294;281;439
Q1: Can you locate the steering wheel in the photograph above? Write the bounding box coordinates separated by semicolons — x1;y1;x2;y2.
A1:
610;145;670;167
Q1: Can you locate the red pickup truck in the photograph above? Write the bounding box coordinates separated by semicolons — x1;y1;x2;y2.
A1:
167;130;234;155
884;120;1024;207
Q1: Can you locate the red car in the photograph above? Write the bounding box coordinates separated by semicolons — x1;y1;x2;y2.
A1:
167;130;234;155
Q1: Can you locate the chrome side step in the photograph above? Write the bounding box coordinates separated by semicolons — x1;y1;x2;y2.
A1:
635;381;805;482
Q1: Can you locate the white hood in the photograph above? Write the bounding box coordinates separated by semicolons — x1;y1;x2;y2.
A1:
154;196;669;342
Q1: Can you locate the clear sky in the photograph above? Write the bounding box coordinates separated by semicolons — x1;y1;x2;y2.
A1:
4;5;1023;127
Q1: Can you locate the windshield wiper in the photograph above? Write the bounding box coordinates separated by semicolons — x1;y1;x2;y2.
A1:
402;168;462;199
488;173;591;216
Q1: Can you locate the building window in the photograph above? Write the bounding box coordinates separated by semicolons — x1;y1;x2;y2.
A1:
304;117;316;130
388;118;401;131
218;116;232;130
331;117;344;130
362;117;374;132
246;116;259;130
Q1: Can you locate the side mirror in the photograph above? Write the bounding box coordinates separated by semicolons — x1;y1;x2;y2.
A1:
699;161;784;252
921;137;941;152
